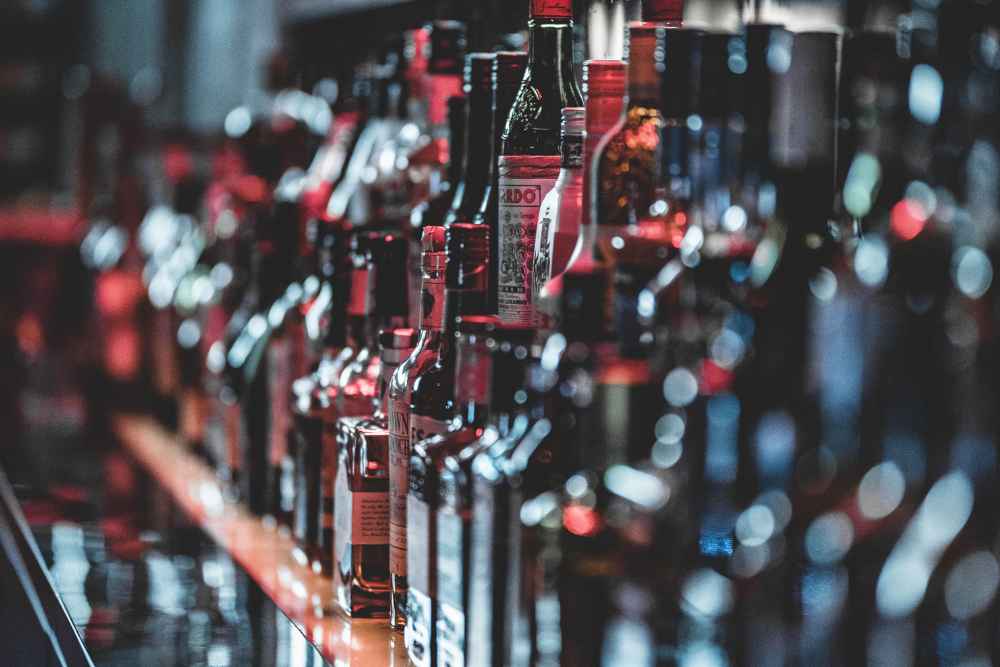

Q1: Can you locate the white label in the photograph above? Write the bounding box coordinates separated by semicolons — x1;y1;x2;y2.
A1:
334;458;389;546
497;167;558;326
437;603;466;667
389;395;411;575
532;188;559;305
406;588;434;667
407;496;431;592
334;463;349;566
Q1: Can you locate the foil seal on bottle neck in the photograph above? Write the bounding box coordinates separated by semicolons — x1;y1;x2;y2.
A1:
584;59;626;99
530;0;573;21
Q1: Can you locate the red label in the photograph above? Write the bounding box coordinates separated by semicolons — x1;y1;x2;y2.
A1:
531;0;572;19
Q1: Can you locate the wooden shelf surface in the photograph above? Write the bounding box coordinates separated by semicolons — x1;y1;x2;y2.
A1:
112;414;409;666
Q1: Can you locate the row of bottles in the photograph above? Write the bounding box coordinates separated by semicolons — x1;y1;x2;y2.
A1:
128;0;1000;665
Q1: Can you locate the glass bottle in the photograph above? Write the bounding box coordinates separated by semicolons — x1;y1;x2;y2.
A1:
405;222;492;666
474;51;528;315
531;106;584;315
291;221;352;573
466;341;539;667
335;327;416;618
436;327;534;667
591;17;693;277
496;0;583;326
388;225;447;630
408;21;467;322
444;53;496;227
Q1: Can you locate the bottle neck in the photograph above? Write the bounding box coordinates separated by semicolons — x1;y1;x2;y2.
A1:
455;87;494;218
528;19;576;75
561;130;584;170
420;250;447;332
627;26;661;108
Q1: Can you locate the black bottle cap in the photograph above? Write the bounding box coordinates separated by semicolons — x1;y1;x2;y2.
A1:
560;267;609;341
658;28;704;120
428;20;467;75
371;233;410;318
698;32;734;120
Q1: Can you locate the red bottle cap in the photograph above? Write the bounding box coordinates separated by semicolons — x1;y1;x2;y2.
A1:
531;0;572;20
642;0;684;22
584;59;626;98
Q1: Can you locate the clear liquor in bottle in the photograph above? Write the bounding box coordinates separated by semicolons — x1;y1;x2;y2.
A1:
405;223;492;666
496;0;583;326
389;225;447;629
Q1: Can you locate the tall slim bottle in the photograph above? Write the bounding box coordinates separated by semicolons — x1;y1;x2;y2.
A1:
405;223;492;666
444;53;497;227
496;0;583;327
531;106;584;314
591;3;690;275
474;51;528;313
388;226;447;629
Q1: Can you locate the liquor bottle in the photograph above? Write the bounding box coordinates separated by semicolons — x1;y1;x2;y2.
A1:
326;69;384;225
408;22;467;321
335;327;416;618
444;53;497;227
466;340;538;667
510;261;665;666
474;51;528;313
592;23;699;277
544;59;625;295
388;225;447;630
291;221;352;573
496;0;583;326
436;326;534;667
531;106;584;315
405;222;491;666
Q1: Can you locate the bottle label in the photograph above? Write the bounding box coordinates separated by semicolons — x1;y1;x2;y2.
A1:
334;462;349;566
405;587;434;667
410;414;451;445
467;473;498;666
436;510;466;666
224;402;242;472
497;155;561;326
531;0;572;19
532;189;559;305
389;395;412;575
405;496;434;667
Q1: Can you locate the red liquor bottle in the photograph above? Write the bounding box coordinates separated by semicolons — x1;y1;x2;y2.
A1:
496;0;583;327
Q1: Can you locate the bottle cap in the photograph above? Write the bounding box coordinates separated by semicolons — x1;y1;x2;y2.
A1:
465;53;497;96
584;59;626;98
530;0;572;21
428;20;467;75
379;327;418;351
421;225;446;253
658;27;704;120
642;0;684;23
